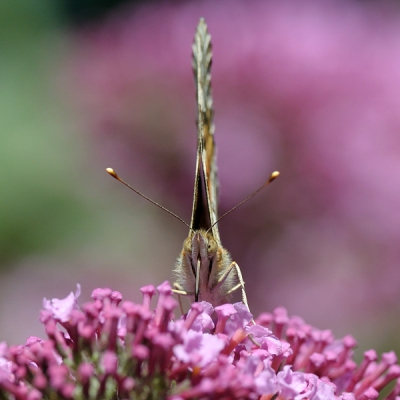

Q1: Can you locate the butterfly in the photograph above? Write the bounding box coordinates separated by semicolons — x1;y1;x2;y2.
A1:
107;18;278;312
172;19;279;310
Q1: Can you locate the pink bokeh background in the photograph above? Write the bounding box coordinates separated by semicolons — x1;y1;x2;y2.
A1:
3;0;399;353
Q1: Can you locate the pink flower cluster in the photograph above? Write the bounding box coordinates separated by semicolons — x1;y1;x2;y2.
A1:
0;282;399;399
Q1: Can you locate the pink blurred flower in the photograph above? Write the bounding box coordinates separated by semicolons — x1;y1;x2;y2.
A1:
1;283;400;399
42;284;81;323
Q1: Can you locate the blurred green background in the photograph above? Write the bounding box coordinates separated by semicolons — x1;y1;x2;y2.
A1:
0;0;175;345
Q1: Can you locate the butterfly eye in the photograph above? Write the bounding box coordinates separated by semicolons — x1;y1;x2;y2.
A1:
207;238;217;257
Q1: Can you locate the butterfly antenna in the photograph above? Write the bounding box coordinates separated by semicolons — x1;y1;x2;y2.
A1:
106;168;191;229
208;171;280;232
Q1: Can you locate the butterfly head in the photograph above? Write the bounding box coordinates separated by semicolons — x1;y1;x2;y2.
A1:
181;230;218;302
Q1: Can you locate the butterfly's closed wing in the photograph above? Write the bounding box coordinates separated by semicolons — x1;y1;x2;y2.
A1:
191;18;220;242
173;19;240;307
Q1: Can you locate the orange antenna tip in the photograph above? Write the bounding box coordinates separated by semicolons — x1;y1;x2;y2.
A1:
106;168;119;180
268;171;280;183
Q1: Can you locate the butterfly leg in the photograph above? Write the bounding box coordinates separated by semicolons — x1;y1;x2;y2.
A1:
212;261;251;315
172;282;192;296
172;282;193;316
232;262;252;316
226;262;258;335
